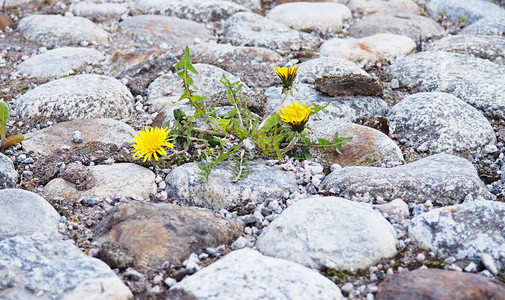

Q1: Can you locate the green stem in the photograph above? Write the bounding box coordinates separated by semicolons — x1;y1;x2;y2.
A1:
182;79;225;133
257;92;290;130
280;135;299;153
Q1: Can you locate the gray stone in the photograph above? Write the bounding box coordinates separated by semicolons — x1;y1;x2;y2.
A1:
148;63;253;107
136;0;248;22
256;196;397;270
17;47;105;78
266;2;351;32
459;14;505;36
222;12;321;51
14;74;134;120
426;0;505;24
0;234;132;299
408;200;505;268
230;0;261;10
427;35;505;65
94;201;243;269
165;162;297;210
190;41;282;89
17;14;109;47
296;57;369;82
22;118;136;153
0;189;60;240
44;163;157;201
119;15;212;49
388;92;496;155
3;0;35;7
346;0;421;16
171;248;343;300
348;13;443;40
0;153;17;189
386;51;505;120
321;154;493;205
265;84;388;123
309;120;403;167
71;2;128;20
320;33;416;64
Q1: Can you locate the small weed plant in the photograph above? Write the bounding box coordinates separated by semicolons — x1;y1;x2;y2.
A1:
131;46;351;182
0;100;28;151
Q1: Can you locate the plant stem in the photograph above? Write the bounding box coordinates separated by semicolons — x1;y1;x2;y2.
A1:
166;144;207;159
192;127;226;137
257;92;290;130
280;135;299;153
182;80;225;133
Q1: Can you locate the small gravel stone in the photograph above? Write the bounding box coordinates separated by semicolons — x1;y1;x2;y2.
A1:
82;197;99;206
464;262;478;273
231;236;248;250
71;131;84;144
416;253;426;262
481;253;498;275
164;277;177;287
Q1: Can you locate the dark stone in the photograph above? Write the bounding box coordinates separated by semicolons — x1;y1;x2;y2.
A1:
98;241;135;270
376;268;505;300
314;74;383;97
61;162;96;191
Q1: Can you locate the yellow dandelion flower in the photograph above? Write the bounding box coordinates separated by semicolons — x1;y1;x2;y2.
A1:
131;126;174;162
279;102;311;132
273;66;298;92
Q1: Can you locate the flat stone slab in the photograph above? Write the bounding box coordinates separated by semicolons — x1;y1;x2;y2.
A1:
17;14;109;47
14;74;134;120
94;201;244;269
256;196;397;270
309;120;403;167
0;189;60;240
22;118;136;153
0;234;132;300
17;47;105;78
222;12;321;51
266;2;351;32
348;13;443;40
265;84;387;123
165;162;297;210
119;15;212;49
427;35;505;65
321;154;493;206
376;269;505;300
388;92;496;155
0;152;18;189
136;0;248;22
44;163;157;201
320;33;415;64
408;200;505;265
171;248;343;300
426;0;505;24
386;51;505;120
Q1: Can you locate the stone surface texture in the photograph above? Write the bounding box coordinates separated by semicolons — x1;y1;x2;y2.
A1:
386;51;505;120
0;189;60;239
388;92;496;155
14;74;134;120
165;162;297;210
426;0;505;24
222;12;322;51
0;152;18;189
17;14;109;47
44;163;157;201
17;47;105;78
267;2;351;32
22;118;136;153
320;33;415;64
136;0;248;22
321;154;493;205
348;13;443;40
408;200;505;265
171;248;344;300
427;35;505;65
94;201;244;269
256;196;397;270
376;268;505;300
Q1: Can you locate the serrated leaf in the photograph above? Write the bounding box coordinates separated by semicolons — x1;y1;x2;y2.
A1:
0;101;9;141
1;134;26;151
311;101;331;115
